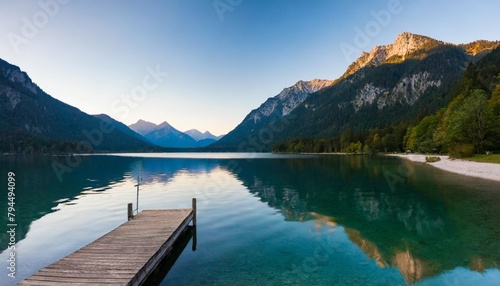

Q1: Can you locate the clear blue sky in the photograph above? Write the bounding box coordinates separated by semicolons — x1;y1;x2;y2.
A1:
1;0;500;135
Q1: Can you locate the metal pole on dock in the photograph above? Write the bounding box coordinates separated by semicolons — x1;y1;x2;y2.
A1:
136;171;141;215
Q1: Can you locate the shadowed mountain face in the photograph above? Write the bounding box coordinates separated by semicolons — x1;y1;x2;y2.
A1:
142;121;199;148
93;114;149;144
0;59;156;153
219;155;500;283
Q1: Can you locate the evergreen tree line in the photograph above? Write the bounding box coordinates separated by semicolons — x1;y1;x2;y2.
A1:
0;133;94;154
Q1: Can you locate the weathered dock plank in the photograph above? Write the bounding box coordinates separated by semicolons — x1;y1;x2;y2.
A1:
20;199;196;286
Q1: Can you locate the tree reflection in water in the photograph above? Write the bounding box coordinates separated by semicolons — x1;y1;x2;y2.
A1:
221;155;500;283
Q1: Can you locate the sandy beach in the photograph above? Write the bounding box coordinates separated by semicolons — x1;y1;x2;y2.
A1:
389;154;500;182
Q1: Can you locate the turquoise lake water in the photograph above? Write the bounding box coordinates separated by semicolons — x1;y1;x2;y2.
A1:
0;153;499;285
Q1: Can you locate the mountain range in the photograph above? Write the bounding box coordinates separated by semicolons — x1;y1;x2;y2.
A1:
211;32;500;151
1;32;499;153
128;119;221;148
184;129;222;141
0;58;220;152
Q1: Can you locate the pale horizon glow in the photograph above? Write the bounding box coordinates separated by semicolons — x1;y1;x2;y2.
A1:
1;0;500;136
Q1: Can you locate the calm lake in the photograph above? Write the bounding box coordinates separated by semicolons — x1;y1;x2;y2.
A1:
1;153;499;285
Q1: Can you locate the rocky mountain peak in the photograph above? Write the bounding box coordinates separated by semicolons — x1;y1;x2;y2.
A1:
136;119;149;124
157;121;173;129
267;79;333;117
0;59;39;94
390;32;438;57
128;119;158;136
278;79;333;100
184;129;220;141
343;32;442;78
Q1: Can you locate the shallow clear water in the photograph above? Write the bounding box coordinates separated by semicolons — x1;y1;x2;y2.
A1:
0;153;499;285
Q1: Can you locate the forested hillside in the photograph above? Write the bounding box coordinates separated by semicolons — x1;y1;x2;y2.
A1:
274;46;500;156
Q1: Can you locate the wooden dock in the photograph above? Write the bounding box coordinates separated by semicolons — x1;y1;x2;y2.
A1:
20;199;197;286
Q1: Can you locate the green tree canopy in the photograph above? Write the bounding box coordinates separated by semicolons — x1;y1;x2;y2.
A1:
447;89;496;153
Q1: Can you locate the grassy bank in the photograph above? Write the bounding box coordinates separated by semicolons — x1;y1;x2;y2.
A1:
465;154;500;164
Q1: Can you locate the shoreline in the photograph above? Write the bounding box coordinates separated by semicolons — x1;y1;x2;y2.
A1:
388;154;500;182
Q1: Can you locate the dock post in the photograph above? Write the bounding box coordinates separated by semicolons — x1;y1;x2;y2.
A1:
128;203;133;221
192;226;197;252
192;198;197;226
192;198;197;251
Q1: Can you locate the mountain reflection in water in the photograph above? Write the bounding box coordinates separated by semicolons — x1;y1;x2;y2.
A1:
220;155;500;283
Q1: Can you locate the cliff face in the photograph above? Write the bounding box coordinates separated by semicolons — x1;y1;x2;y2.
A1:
257;79;334;120
352;71;442;112
342;32;444;78
0;60;39;95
